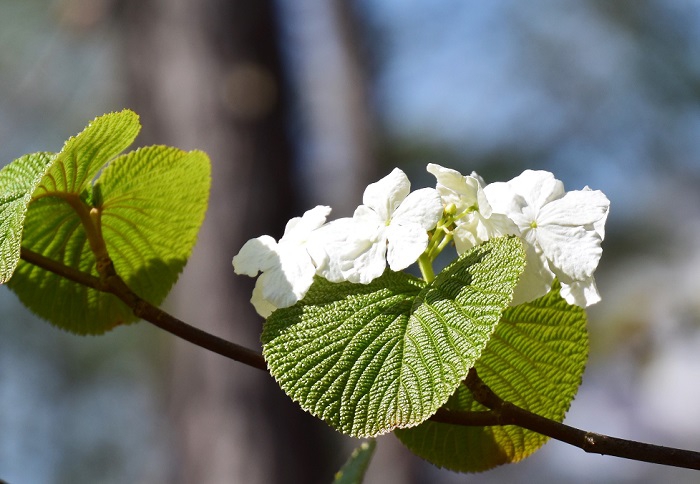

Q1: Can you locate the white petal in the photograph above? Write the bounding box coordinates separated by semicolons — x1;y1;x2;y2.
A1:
483;181;527;217
386;223;429;270
342;233;388;284
452;224;478;254
232;235;278;276
507;170;565;208
257;269;295;308
539;189;609;230
536;223;602;280
582;187;610;239
279;245;317;297
427;163;480;210
474;182;493;217
312;218;387;284
309;218;361;282
548;188;610;241
283;205;331;241
559;277;601;307
488;212;521;238
256;244;316;308
251;282;277;318
426;163;464;192
469;171;487;187
510;242;555;306
392;187;443;231
452;214;486;253
427;163;461;181
452;212;520;253
536;190;608;280
427;163;469;202
353;204;384;228
362;168;410;221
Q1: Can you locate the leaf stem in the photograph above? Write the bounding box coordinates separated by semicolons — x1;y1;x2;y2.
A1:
417;253;435;283
34;192;110;259
435;231;453;253
422;218;453;268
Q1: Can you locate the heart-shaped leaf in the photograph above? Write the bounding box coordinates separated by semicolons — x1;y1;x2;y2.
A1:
8;111;211;334
262;237;525;437
395;284;588;472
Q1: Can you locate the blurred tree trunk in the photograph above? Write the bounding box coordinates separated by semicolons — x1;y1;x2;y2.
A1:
119;1;334;483
118;0;390;482
276;0;378;215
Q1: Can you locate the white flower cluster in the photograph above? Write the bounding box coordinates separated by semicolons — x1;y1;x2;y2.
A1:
233;165;609;316
233;168;442;316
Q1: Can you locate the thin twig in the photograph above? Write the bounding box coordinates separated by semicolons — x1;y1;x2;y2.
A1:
436;368;700;470
430;409;500;426
19;248;267;371
21;248;105;290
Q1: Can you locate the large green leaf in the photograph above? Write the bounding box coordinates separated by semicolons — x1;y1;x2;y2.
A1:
262;236;524;437
0;152;55;283
395;284;588;472
96;146;210;318
8;112;211;334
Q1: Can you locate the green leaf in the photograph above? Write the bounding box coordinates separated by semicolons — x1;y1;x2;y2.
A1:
8;112;211;334
332;440;376;484
96;146;210;321
395;284;588;472
0;152;55;283
32;110;140;198
262;236;524;437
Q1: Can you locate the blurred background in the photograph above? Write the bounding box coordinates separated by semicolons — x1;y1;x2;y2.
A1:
2;0;700;482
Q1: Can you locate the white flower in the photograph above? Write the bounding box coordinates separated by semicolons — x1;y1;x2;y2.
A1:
427;163;519;253
232;205;331;317
484;170;610;307
305;217;358;283
320;168;443;284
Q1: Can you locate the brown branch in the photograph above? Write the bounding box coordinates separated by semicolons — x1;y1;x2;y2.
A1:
21;248;105;290
19;248;267;371
18;249;700;470
429;368;700;470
